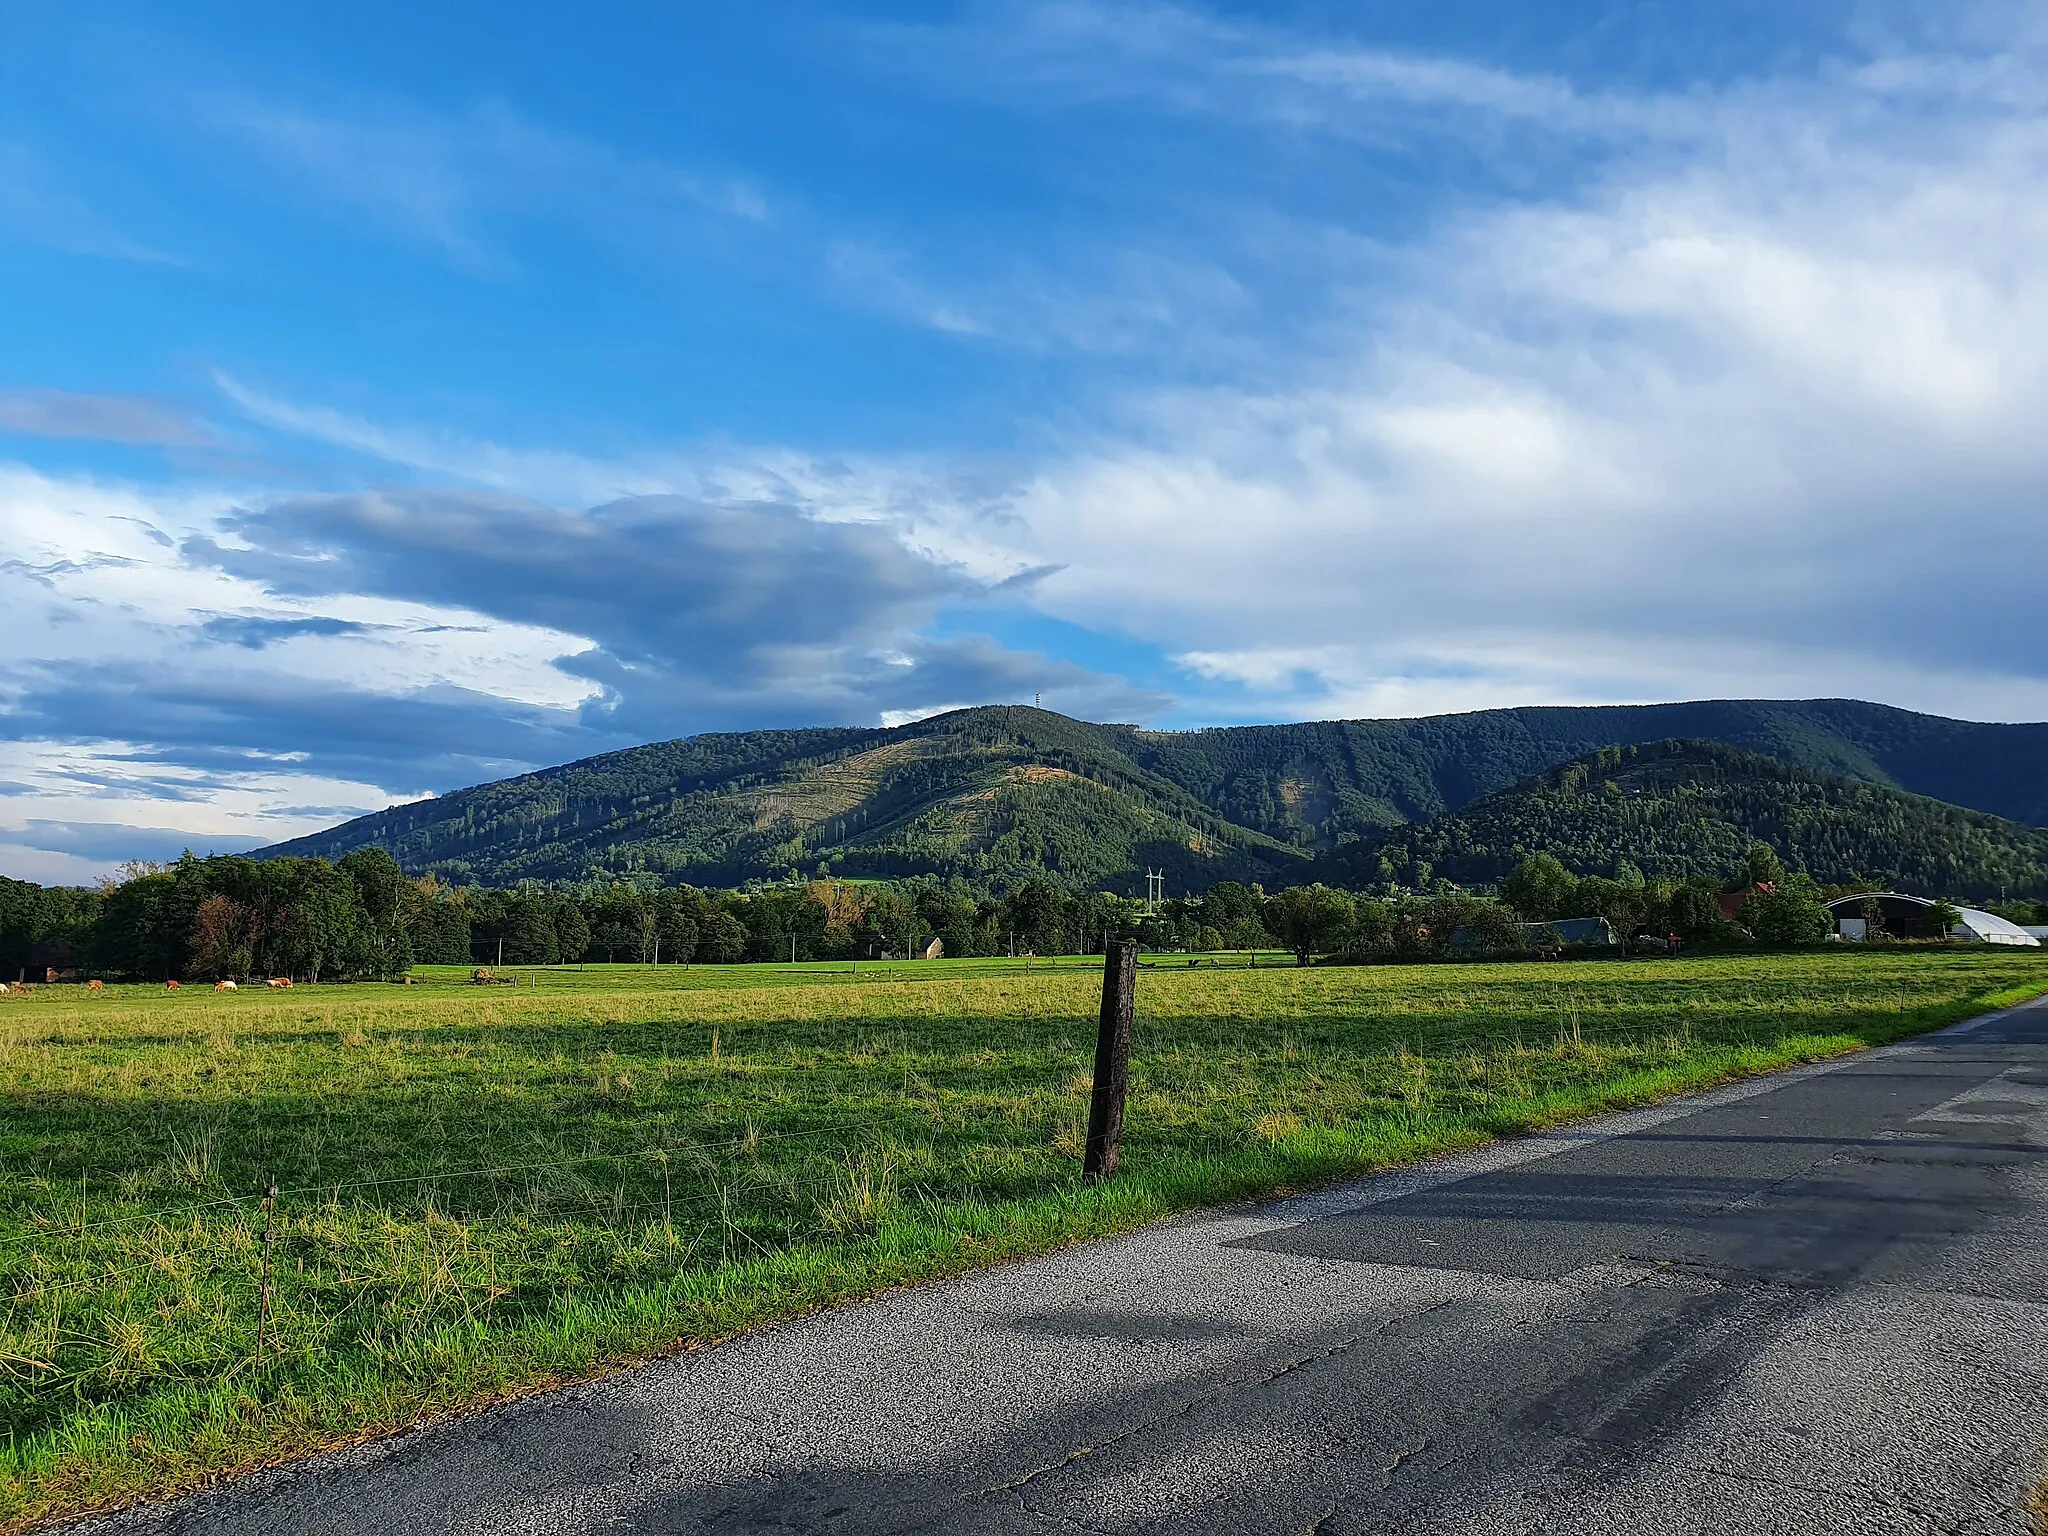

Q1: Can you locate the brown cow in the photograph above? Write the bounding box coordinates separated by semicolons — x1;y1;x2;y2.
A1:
266;977;293;989
214;979;238;992
164;980;180;992
85;978;105;995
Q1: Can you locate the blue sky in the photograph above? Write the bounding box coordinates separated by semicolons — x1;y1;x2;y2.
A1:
5;0;2048;880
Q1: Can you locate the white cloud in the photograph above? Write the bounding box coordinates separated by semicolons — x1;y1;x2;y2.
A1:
0;739;404;866
1175;637;2048;726
0;845;115;886
878;704;980;728
0;141;174;263
195;29;2048;731
176;15;2048;735
0;463;607;877
213;373;686;507
202;98;771;275
1250;47;1579;119
840;22;2048;721
0;464;595;709
858;0;1706;144
0;388;222;447
823;238;1256;356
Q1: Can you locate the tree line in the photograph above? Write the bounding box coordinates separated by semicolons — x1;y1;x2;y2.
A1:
0;855;1272;981
2;852;473;983
1;836;1894;985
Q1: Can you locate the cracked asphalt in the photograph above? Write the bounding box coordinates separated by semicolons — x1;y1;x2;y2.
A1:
84;997;2048;1535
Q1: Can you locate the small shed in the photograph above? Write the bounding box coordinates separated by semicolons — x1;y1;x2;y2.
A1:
923;937;945;960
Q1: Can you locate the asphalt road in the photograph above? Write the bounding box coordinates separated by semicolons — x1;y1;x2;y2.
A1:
87;998;2048;1536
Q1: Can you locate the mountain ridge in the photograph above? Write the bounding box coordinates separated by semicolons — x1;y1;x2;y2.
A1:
258;698;2048;891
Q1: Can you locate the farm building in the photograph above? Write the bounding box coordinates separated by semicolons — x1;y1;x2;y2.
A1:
1718;883;1773;923
1529;917;1619;948
1823;893;2039;946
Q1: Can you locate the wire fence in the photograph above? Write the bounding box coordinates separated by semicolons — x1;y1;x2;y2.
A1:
0;1010;1750;1312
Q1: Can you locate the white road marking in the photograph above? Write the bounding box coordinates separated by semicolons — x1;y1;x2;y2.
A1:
1912;1066;2048;1126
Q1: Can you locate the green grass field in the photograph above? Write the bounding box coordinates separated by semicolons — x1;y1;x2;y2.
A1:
4;948;2045;1528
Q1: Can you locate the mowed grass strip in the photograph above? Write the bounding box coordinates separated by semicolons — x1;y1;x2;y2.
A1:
2;949;2044;1527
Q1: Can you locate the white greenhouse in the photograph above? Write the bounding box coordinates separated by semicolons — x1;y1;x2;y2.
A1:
1824;893;2040;947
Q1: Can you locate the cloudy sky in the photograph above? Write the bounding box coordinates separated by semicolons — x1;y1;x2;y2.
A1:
5;0;2048;881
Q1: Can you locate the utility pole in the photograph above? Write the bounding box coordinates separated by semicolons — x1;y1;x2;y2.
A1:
1083;941;1138;1183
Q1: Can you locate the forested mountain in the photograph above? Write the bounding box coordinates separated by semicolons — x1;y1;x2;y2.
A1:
1324;739;2048;899
264;708;1310;891
261;700;2048;892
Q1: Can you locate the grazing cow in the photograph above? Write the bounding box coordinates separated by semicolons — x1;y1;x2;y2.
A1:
164;979;181;992
266;977;293;990
214;979;238;992
85;978;105;994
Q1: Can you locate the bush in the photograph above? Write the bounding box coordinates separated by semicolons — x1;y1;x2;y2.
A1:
1742;882;1834;946
1264;885;1355;965
696;909;748;963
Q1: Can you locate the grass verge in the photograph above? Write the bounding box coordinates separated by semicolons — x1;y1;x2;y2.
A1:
3;950;2044;1528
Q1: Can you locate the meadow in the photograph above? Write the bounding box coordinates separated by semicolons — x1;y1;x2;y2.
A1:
3;947;2045;1528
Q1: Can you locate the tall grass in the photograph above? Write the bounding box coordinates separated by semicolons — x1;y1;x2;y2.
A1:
1;948;2043;1528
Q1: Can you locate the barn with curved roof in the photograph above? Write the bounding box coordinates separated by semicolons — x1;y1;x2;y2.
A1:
1823;893;2039;946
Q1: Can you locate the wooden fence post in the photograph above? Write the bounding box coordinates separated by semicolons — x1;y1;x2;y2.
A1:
256;1176;278;1366
1083;940;1138;1184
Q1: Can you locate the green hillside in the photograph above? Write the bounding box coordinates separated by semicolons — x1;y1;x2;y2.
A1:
263;707;1308;891
1321;739;2048;898
261;700;2048;892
